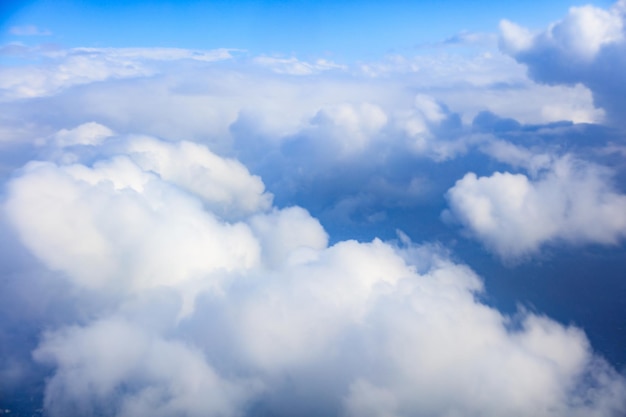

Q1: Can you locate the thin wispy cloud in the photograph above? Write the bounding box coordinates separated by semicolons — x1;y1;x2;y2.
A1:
8;25;52;36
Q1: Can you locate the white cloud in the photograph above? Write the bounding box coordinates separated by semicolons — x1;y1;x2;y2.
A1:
9;25;52;36
33;318;261;417
0;47;235;101
445;154;626;260
307;102;389;155
52;122;114;147
24;225;626;416
500;1;626;126
4;136;264;294
0;44;600;146
125;136;272;219
0;32;625;417
248;206;328;268
37;47;237;63
498;20;534;54
479;139;554;175
253;56;346;75
440;31;499;48
341;309;625;417
501;5;623;60
551;5;623;59
1;130;625;416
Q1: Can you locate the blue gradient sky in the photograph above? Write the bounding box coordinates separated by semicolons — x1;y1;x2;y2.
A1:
2;0;614;59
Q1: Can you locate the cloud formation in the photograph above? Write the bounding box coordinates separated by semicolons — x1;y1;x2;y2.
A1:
445;150;626;260
5;136;268;296
0;47;235;101
1;7;626;414
2;130;625;416
500;0;626;126
34;318;261;417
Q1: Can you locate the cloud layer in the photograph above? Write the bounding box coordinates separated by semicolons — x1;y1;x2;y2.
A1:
2;130;625;416
2;2;626;415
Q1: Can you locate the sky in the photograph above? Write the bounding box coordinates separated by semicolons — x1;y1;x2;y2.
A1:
1;1;626;416
0;0;614;58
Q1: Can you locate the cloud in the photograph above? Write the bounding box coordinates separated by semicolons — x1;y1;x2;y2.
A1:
33;318;261;417
0;128;625;416
4;135;266;295
0;45;607;242
0;44;600;131
444;152;626;260
9;25;52;36
304;101;389;155
51;122;115;147
0;47;235;101
125;137;272;219
248;206;328;269
500;1;626;126
432;31;499;49
253;56;346;75
1;38;626;416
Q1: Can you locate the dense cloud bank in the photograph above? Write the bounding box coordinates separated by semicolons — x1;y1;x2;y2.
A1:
2;2;626;416
2;133;626;417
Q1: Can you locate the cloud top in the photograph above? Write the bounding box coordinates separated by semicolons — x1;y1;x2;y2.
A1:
2;129;625;416
500;0;626;125
445;153;626;260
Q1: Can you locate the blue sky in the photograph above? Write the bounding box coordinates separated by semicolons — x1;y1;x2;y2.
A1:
2;0;614;59
1;1;626;417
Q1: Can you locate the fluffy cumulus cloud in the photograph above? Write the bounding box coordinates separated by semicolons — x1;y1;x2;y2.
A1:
33;318;260;417
0;127;624;417
4;135;268;296
445;150;626;260
1;5;626;415
500;0;626;125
